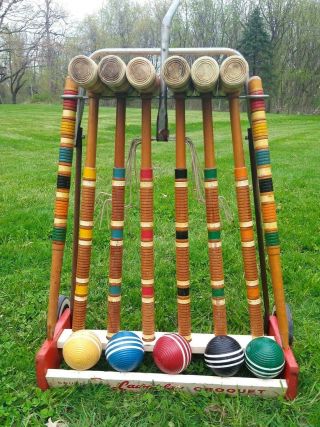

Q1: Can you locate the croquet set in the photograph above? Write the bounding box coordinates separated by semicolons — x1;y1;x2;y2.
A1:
36;1;299;399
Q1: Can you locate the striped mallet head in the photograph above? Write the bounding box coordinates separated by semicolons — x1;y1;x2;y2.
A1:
126;57;159;94
68;55;106;94
191;56;219;93
98;55;130;93
162;56;191;93
219;55;249;94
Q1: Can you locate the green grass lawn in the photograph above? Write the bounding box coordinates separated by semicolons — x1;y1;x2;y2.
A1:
0;103;319;426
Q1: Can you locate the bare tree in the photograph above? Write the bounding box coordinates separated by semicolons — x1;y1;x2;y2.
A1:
3;27;39;102
37;0;67;93
0;0;39;101
0;0;35;50
0;0;319;111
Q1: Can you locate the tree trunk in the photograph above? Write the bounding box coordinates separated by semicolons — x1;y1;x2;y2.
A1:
12;91;17;104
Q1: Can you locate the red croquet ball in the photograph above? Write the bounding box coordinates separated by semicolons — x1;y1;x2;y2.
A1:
153;333;192;374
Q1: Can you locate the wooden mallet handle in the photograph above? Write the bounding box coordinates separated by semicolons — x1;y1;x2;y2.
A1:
125;57;156;340
72;93;99;331
201;93;228;335
162;56;192;341
47;76;78;339
106;96;126;338
228;93;264;338
248;76;289;349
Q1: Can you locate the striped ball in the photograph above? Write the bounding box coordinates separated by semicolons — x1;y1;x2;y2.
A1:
245;337;285;378
63;330;102;370
105;331;144;372
204;336;244;376
153;333;192;374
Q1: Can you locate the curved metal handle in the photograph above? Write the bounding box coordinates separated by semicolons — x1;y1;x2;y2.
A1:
157;0;181;141
90;47;242;61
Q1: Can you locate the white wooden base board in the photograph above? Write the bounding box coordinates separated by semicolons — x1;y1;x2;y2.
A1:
53;330;285;397
57;330;275;353
46;369;287;397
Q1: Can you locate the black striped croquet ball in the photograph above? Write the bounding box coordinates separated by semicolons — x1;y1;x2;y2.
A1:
204;335;244;376
245;337;285;378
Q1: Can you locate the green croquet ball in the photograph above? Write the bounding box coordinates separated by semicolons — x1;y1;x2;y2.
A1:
245;337;285;379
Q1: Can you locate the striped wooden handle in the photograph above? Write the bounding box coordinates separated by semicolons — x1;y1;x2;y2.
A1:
72;94;99;331
229;95;264;338
201;94;227;335
125;59;156;341
175;94;191;341
47;77;78;340
140;95;155;341
107;96;126;338
163;61;193;340
248;76;289;349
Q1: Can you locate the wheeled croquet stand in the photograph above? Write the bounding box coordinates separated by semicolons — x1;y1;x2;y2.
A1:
36;309;298;398
36;1;299;399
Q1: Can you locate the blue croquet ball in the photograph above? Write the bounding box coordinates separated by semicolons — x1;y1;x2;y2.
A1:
245;337;285;378
204;335;244;376
105;331;144;372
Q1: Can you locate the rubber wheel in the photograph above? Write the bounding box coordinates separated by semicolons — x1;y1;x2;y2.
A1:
57;295;70;319
272;303;294;346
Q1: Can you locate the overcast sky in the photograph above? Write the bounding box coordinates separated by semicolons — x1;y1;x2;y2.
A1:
61;0;105;20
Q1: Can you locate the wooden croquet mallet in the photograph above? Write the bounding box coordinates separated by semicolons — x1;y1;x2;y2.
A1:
248;76;289;349
220;55;264;338
106;94;127;338
127;57;159;341
47;77;78;340
103;55;129;338
72;92;99;331
191;56;228;335
162;55;192;341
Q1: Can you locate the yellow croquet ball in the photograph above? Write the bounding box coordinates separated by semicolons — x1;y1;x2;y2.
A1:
63;330;102;370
